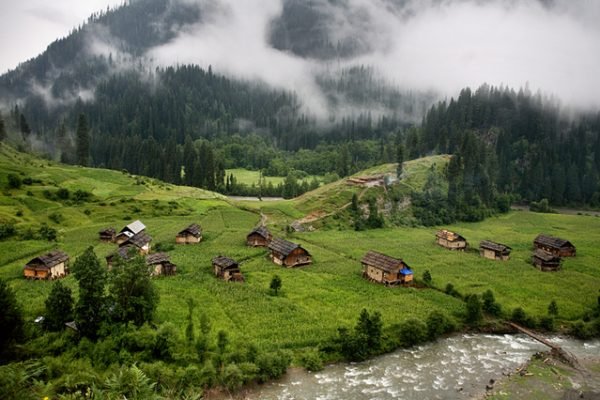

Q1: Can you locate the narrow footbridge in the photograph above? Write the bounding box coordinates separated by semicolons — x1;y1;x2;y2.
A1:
508;322;580;368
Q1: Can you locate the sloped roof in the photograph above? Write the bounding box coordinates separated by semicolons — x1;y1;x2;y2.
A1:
99;227;116;235
106;245;137;261
120;220;146;235
178;223;202;237
146;252;170;265
268;237;306;257
533;249;561;262
121;232;152;248
480;240;512;253
26;251;69;268
248;226;271;239
436;229;466;242
361;251;405;273
534;234;574;250
212;255;239;269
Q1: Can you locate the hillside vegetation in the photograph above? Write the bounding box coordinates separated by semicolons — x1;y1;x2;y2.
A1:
1;145;600;397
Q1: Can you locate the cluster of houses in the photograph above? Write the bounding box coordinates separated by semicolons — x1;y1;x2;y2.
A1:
103;220;177;276
435;229;576;272
21;218;576;288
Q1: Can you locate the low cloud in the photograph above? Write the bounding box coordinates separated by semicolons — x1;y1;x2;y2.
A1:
147;0;600;114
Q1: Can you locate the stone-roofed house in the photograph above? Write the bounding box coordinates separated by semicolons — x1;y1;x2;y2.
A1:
176;223;202;244
115;220;146;245
531;249;562;271
361;250;413;286
479;240;512;261
246;226;272;247
24;251;70;280
146;253;177;276
436;229;467;250
268;237;312;267
98;227;116;243
533;234;576;257
119;231;152;255
212;256;244;282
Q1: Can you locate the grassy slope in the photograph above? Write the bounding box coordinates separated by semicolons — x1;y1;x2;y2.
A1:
1;145;599;355
225;168;321;187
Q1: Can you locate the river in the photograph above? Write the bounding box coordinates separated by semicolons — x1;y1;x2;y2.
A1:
245;334;600;400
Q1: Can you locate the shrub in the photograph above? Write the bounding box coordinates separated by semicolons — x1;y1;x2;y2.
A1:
426;311;455;340
56;188;70;200
539;316;555;332
38;224;57;241
221;363;244;392
0;223;16;240
73;189;92;203
482;289;502;317
445;283;461;298
48;212;64;224
548;300;559;316
422;270;432;286
511;307;527;325
7;174;22;189
299;348;324;372
465;294;482;326
397;318;428;347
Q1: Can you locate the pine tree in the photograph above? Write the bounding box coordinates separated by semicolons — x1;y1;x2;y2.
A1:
108;254;159;326
44;281;74;331
72;247;107;338
0;115;6;142
0;279;24;361
75;114;90;166
396;143;404;179
19;114;31;139
270;275;282;295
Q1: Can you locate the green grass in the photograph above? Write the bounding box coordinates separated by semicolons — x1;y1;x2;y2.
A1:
1;144;599;355
226;168;322;187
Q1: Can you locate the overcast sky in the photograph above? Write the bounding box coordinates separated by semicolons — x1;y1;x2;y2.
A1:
0;0;123;74
2;0;600;112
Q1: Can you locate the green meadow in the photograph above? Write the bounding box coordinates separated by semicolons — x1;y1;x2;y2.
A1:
225;168;322;187
1;144;600;355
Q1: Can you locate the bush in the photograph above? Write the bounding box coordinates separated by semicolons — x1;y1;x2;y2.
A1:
511;307;527;325
482;289;502;317
299;348;324;372
0;223;16;240
539;316;555;332
56;188;70;200
38;224;57;241
7;174;22;189
48;212;64;224
426;311;455;340
529;198;555;213
73;189;92;203
221;363;244;392
255;351;291;383
422;270;432;286
465;294;483;326
445;283;461;298
397;318;428;347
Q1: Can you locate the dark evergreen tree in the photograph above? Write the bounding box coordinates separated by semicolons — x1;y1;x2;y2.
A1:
72;247;107;338
270;275;282;296
0;115;6;142
44;281;74;331
396;142;404;179
108;254;159;326
0;279;24;361
75;114;90;166
19;114;31;139
465;294;482;326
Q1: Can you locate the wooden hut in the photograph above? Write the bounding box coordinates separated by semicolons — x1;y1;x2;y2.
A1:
436;230;467;250
533;234;576;257
532;249;562;271
268;238;312;267
115;220;146;244
176;223;202;244
119;231;152;255
98;227;116;243
24;251;69;280
212;256;244;282
105;245;136;269
146;253;177;276
479;240;512;261
361;250;413;286
246;226;272;247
